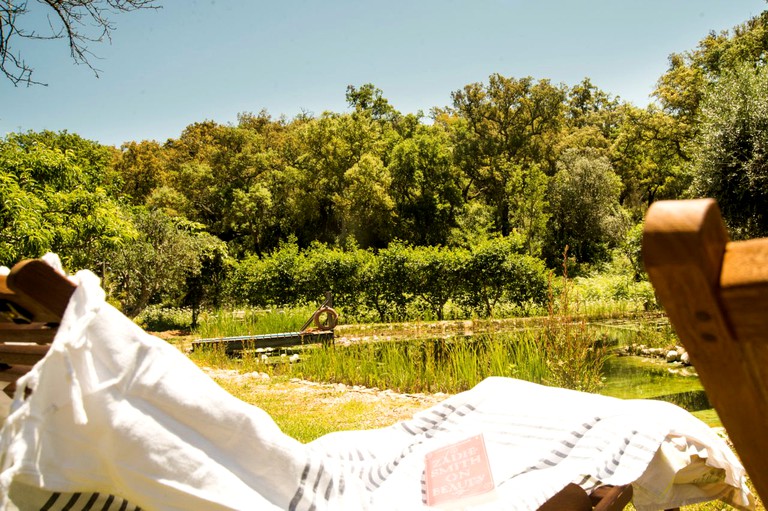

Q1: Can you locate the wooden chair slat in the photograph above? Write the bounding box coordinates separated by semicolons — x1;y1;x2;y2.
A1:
6;260;76;321
0;343;50;365
591;485;634;511
1;259;75;401
0;325;57;343
0;364;33;383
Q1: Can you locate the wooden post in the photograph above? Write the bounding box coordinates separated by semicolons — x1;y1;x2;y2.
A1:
643;199;768;502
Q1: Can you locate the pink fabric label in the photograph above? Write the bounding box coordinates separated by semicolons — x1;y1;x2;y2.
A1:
424;434;495;507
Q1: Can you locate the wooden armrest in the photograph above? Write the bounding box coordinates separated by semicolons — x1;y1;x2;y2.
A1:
643;199;768;502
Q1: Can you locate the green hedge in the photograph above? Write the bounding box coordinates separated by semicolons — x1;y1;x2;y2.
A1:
227;237;549;321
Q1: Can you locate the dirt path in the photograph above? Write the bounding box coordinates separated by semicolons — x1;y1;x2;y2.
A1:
201;366;450;428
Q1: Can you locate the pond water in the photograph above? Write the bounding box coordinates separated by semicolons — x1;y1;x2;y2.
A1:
590;321;720;426
600;355;702;400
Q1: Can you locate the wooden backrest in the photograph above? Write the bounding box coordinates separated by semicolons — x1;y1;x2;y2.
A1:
0;259;76;397
643;198;768;502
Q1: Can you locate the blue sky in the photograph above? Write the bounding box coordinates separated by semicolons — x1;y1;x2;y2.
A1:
1;0;766;147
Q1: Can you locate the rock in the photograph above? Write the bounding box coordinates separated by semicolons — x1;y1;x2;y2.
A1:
680;352;690;365
666;350;679;362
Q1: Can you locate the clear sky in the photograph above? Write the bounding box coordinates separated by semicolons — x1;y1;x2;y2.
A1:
1;0;766;147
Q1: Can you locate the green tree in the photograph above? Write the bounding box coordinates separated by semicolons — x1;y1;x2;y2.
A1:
448;201;496;248
505;163;549;257
545;149;625;267
406;245;468;320
336;153;396;248
0;131;134;269
452;74;565;236
346;83;397;121
104;208;223;318
561;78;621;152
228;238;303;307
365;241;412;321
182;239;231;328
297;241;367;313
652;10;768;163
114;140;169;205
691;63;768;238
163;119;293;255
388;124;463;246
293;110;391;247
459;236;545;316
611;104;690;211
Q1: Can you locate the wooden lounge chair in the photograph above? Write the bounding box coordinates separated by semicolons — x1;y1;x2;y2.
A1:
644;198;768;503
0;259;75;398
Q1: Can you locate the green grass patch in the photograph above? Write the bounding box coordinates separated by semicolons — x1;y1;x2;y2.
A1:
210;376;430;443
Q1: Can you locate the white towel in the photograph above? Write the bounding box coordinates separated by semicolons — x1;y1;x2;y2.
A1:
0;269;754;511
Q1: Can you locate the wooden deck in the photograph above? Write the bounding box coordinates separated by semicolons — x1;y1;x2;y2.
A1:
191;330;334;355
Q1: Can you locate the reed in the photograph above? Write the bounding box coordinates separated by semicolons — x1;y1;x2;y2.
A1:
195;305;316;338
276;331;552;395
537;251;609;393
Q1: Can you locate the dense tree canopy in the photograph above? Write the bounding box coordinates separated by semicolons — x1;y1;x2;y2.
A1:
451;74;565;239
692;63;768;238
5;9;768;320
545;149;625;266
0;131;133;269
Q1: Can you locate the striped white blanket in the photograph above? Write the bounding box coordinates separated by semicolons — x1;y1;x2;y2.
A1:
0;269;754;511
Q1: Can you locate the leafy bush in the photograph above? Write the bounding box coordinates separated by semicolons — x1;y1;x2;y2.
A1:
297;241;367;312
573;272;657;315
135;305;193;331
227;238;303;306
458;236;547;316
405;245;468;320
224;236;552;322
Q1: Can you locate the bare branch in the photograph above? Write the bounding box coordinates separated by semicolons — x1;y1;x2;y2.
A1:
0;0;160;86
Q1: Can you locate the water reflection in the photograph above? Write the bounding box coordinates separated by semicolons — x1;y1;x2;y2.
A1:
600;355;703;400
599;355;719;425
649;390;712;412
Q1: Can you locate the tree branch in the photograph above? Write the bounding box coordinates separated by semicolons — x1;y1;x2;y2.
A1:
0;0;160;86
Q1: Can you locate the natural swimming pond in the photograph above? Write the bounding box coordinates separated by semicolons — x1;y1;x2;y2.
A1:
277;316;720;425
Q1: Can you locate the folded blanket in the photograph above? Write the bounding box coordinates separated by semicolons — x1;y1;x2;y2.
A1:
0;269;754;511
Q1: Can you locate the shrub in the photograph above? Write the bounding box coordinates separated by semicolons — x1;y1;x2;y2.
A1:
135;305;193;331
297;241;367;312
458;236;547;316
227;239;303;306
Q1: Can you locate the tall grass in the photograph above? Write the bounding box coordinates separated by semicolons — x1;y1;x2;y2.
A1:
537;250;608;393
280;333;549;395
194;305;317;338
